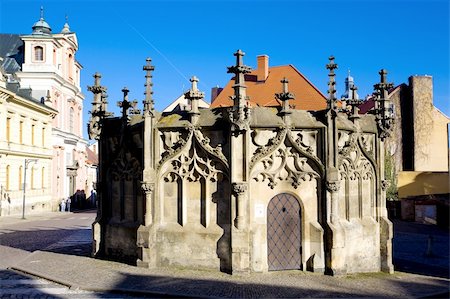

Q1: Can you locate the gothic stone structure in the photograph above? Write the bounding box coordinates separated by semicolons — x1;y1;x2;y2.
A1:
89;51;394;275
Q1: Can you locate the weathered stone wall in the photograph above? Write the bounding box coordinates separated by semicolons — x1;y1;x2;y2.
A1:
410;76;449;171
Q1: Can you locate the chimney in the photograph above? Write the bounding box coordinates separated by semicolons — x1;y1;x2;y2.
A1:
211;86;223;103
256;55;269;81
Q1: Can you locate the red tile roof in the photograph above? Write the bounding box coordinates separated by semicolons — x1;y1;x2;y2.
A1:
210;64;327;111
86;146;98;165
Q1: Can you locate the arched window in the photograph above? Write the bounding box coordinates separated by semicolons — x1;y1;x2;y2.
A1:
6;165;10;190
19;166;23;190
69;107;74;133
34;46;44;61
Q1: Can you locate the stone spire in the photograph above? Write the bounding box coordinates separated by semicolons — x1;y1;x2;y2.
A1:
227;49;252;108
32;6;52;35
143;58;155;117
326;56;338;111
227;50;252;132
373;69;394;140
87;73;108;140
275;77;294;122
184;76;205;124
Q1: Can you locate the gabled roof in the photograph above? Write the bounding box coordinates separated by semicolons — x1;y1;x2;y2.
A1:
163;93;210;112
210;63;327;111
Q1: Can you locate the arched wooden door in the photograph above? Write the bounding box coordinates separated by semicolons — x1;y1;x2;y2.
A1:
267;193;301;271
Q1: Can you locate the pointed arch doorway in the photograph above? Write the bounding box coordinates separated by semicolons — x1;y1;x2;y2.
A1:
267;193;302;271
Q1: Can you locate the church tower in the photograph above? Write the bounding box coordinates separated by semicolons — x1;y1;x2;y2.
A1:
17;8;88;205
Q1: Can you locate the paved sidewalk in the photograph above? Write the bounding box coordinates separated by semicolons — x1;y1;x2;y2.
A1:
10;251;450;298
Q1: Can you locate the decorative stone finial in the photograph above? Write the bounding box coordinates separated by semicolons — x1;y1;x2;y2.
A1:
227;50;252;132
373;69;394;140
143;57;155;117
117;87;139;119
184;76;205;124
227;49;252;108
326;56;338;111
275;77;294;118
346;85;363;120
87;72;110;140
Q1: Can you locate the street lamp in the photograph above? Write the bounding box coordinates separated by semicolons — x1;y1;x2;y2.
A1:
22;158;38;219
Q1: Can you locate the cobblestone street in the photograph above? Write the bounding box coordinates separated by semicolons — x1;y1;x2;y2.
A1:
0;210;449;298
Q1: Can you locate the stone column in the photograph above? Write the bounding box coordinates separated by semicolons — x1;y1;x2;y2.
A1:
141;182;155;226
232;182;248;230
326;179;340;224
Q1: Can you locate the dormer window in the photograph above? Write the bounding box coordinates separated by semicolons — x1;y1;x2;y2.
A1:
34;46;44;61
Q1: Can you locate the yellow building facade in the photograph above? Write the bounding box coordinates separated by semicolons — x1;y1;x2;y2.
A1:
0;74;56;216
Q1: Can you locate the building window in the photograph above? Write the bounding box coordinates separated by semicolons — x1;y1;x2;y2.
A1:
31;124;35;145
34;46;44;61
41;167;45;189
42;127;45;146
68;54;73;79
6;117;10;142
6;165;10;190
69;107;74;133
31;167;35;189
19;121;23;144
19;166;23;190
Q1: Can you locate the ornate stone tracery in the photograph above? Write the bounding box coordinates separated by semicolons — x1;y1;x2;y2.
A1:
251;127;321;189
165;148;223;182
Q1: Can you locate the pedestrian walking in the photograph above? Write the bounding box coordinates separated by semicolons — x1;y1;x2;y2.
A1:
60;198;66;212
66;197;71;212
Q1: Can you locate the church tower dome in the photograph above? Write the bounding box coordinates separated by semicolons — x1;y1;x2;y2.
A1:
341;70;359;100
32;7;52;35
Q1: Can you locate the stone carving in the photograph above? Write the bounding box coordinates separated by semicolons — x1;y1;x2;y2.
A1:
326;181;340;192
110;151;142;180
250;127;288;169
381;180;390;191
228;105;251;132
292;130;315;154
159;125;228;171
251;126;323;189
232;182;248;195
253;146;319;189
141;182;155;194
193;129;228;169
165;147;223;182
158;127;192;169
339;133;375;182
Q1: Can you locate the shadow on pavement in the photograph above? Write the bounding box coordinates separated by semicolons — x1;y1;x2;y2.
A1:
393;219;450;279
0;228;92;257
109;271;450;298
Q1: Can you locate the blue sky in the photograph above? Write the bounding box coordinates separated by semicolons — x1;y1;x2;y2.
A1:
1;0;449;140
